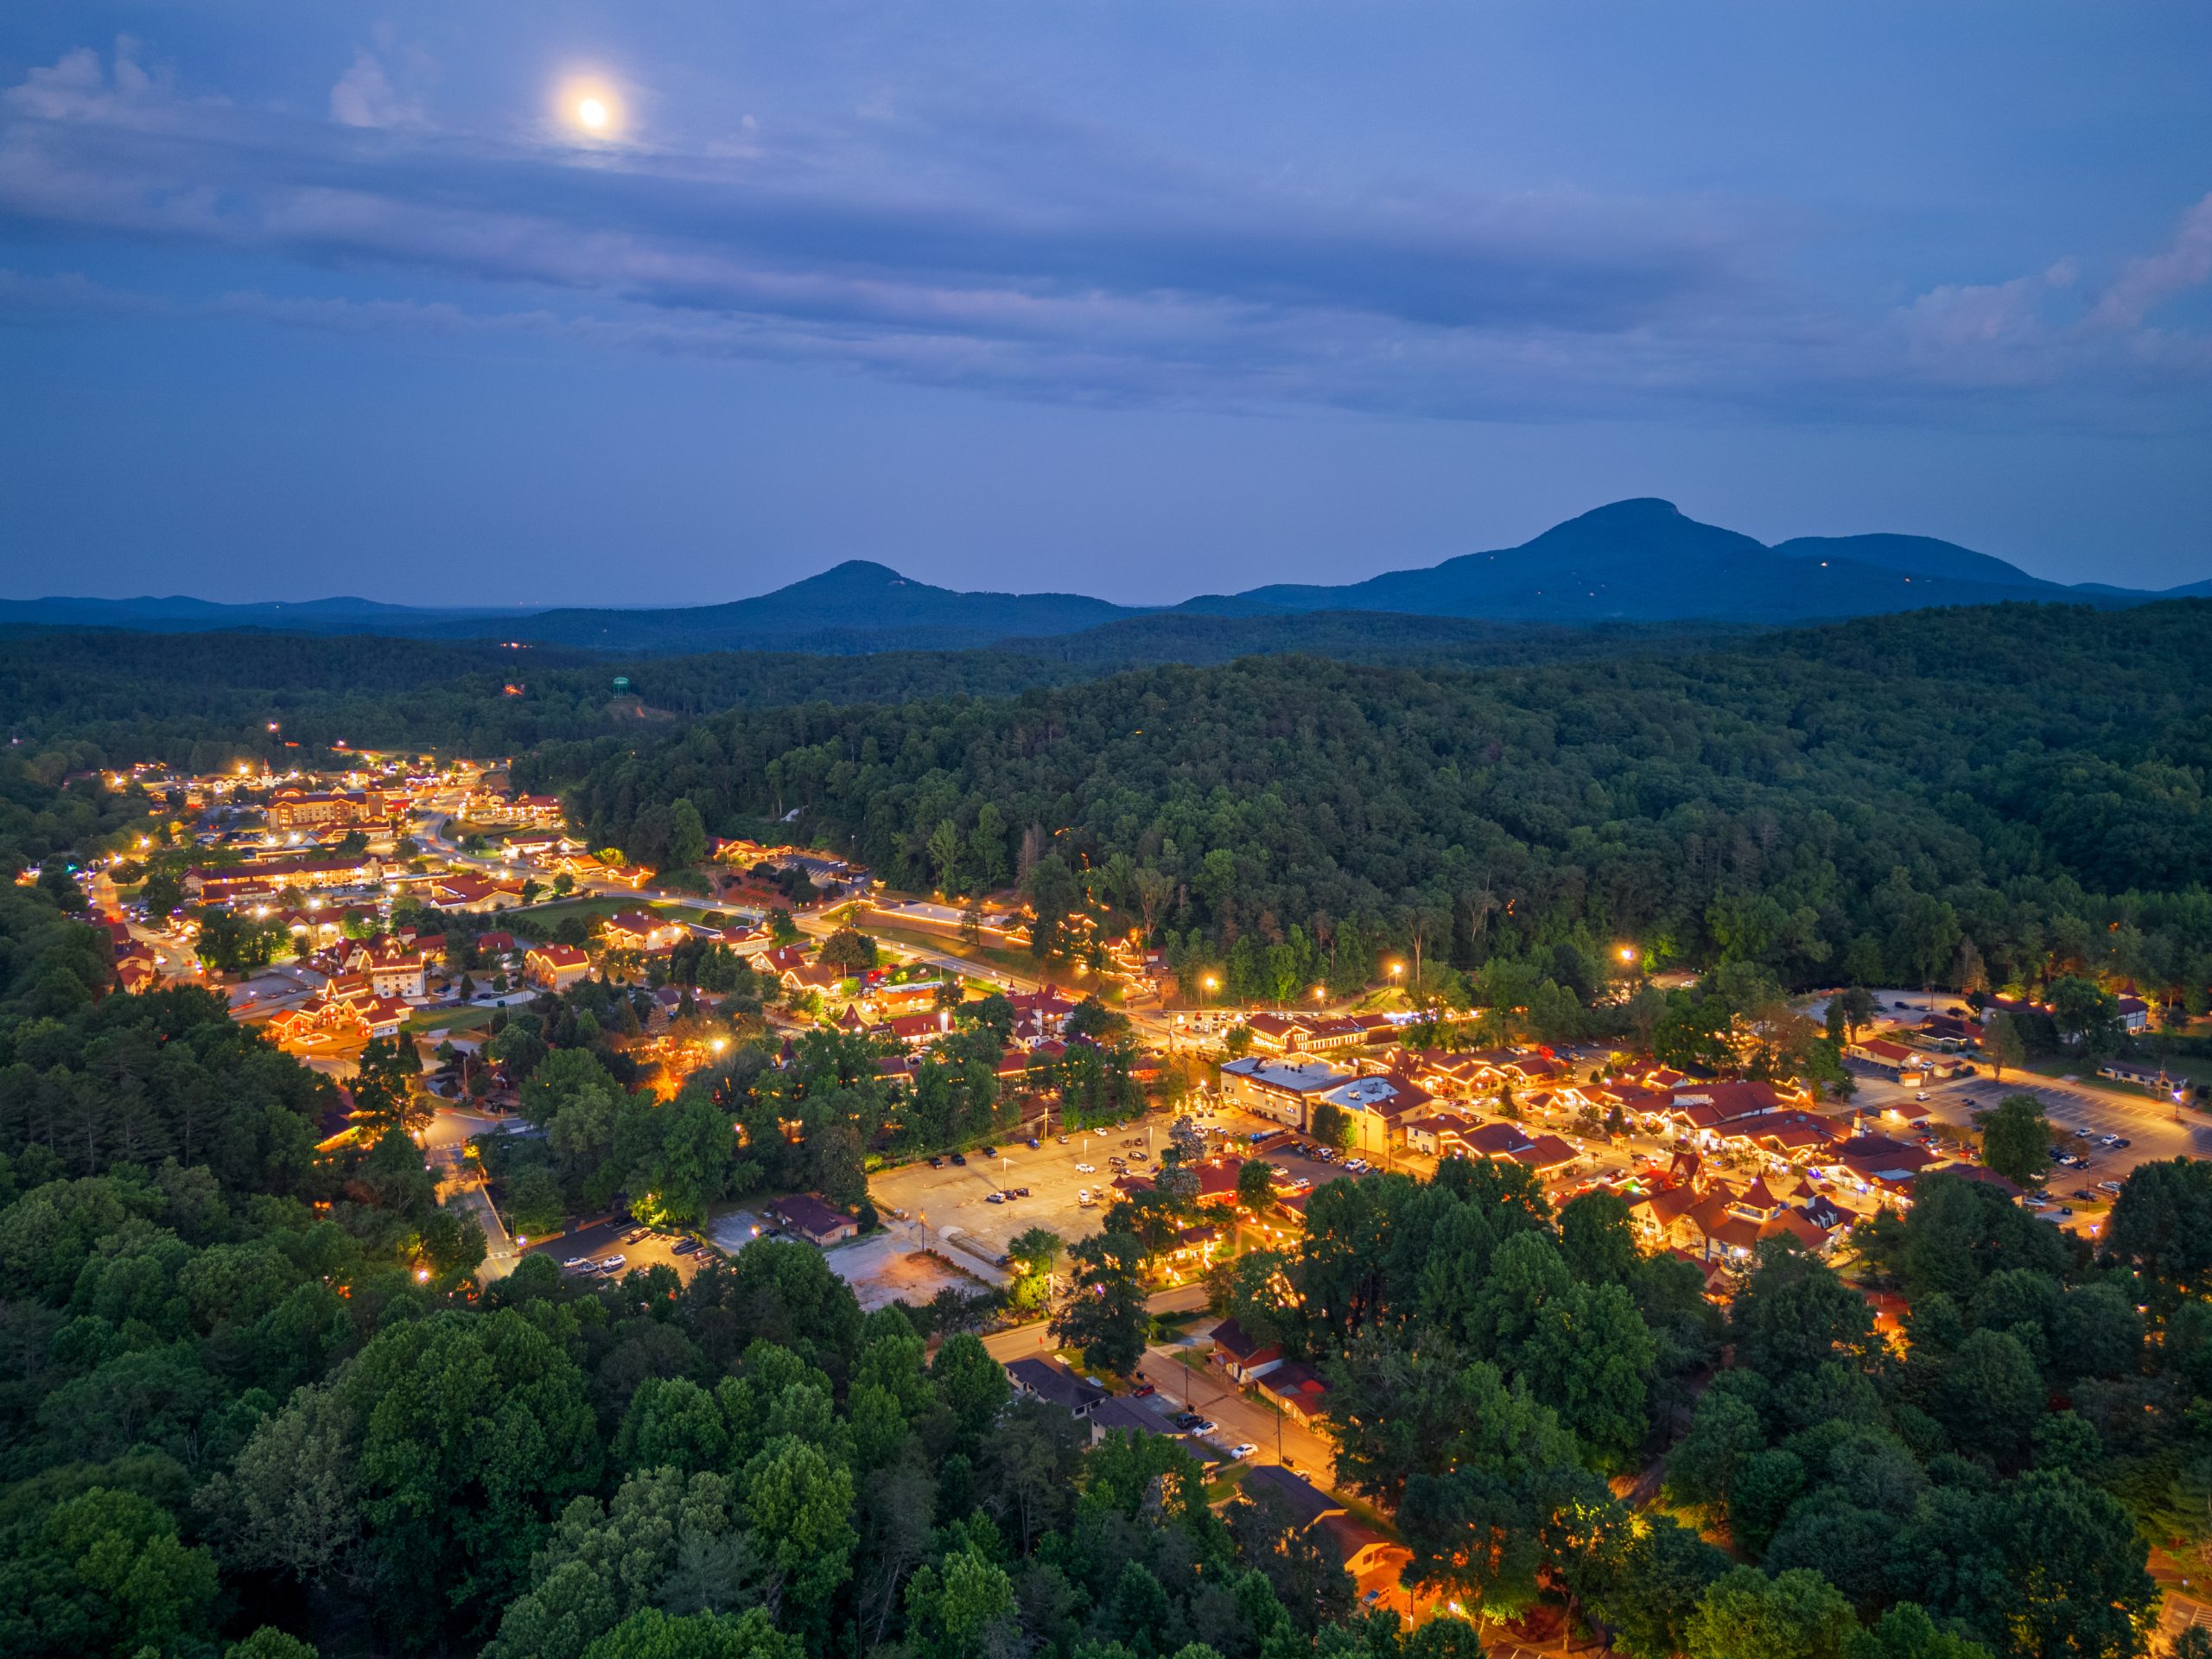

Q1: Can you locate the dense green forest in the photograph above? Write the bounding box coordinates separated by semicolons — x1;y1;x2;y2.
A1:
544;601;2212;1008
0;616;1732;781
6;867;2212;1658
0;885;1429;1659
1208;1156;2212;1659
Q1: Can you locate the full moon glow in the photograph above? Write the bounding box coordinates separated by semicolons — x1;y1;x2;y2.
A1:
556;77;624;138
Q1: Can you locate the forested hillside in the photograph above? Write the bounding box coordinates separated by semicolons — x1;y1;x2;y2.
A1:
0;619;1727;776
549;601;2212;1005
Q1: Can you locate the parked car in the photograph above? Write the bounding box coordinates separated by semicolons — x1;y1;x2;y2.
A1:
1133;1382;1157;1397
1077;1190;1094;1207
928;1155;944;1168
1227;1442;1258;1461
1012;1186;1031;1198
981;1144;999;1156
2099;1133;2122;1146
563;1256;591;1272
625;1228;650;1244
2098;1179;2124;1193
671;1238;701;1255
2073;1189;2096;1201
1189;1419;1217;1435
1057;1134;1071;1144
1075;1161;1096;1173
985;1192;1006;1205
599;1255;626;1273
950;1152;967;1166
1914;1091;1931;1102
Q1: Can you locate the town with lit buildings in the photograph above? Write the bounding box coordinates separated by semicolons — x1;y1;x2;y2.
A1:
33;739;2195;1639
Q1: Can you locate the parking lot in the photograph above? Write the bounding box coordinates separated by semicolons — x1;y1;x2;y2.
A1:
524;1218;711;1284
868;1124;1167;1263
1847;1062;2209;1235
864;1103;1394;1268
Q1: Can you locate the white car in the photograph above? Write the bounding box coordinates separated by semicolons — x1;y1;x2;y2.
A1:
1075;1162;1096;1173
1228;1442;1258;1461
598;1254;626;1274
563;1256;591;1272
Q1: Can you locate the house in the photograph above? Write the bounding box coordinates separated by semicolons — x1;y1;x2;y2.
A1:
1086;1396;1174;1442
1848;1037;1923;1077
1219;1057;1349;1131
1210;1316;1286;1382
874;1010;956;1049
2117;995;2152;1033
1511;1134;1583;1177
1179;1156;1253;1208
769;1192;859;1246
186;855;380;901
1828;1134;1939;1186
1458;1120;1539;1160
1317;1514;1405;1579
1004;1357;1106;1417
1746;1111;1847;1156
1627;1183;1705;1249
1242;1465;1344;1529
603;911;686;953
1320;1071;1434;1154
1172;1223;1224;1268
1687;1191;1764;1261
268;790;388;832
424;873;525;913
113;949;160;995
1935;1165;2026;1200
362;939;426;999
1244;1013;1307;1054
524;943;592;990
1918;1012;1985;1050
1245;1013;1371;1055
1256;1360;1332;1425
2099;1060;2169;1090
1402;1110;1481;1158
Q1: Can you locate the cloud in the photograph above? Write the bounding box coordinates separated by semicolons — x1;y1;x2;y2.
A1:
1;41;2207;429
2087;192;2212;331
329;48;423;130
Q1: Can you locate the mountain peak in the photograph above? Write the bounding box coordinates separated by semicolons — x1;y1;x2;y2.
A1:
1574;497;1682;521
801;559;913;586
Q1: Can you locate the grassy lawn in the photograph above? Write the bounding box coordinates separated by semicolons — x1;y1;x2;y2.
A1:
504;895;713;926
864;921;1088;991
412;1005;498;1034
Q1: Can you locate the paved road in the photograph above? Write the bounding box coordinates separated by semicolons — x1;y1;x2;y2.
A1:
1139;1332;1338;1481
978;1285;1332;1477
422;1103;524;1269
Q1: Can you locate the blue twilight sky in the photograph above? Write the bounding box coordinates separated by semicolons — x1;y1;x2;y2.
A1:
2;3;2209;606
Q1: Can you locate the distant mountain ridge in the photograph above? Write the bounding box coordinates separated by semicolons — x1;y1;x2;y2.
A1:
6;500;2203;652
457;560;1138;653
